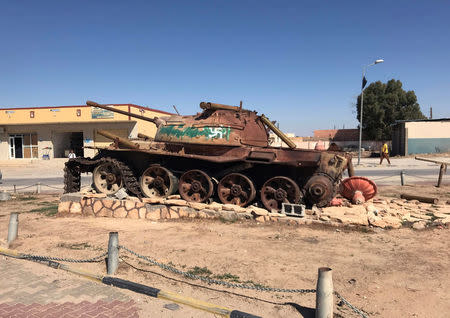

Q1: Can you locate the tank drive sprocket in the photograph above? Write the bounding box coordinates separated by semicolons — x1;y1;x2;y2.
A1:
304;173;337;207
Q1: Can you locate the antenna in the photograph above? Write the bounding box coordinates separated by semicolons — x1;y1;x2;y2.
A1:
173;105;180;115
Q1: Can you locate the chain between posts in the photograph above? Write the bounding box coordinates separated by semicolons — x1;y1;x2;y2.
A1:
7;183;65;192
10;184;38;191
40;183;65;190
119;245;315;293
119;245;369;317
335;291;369;318
19;251;108;263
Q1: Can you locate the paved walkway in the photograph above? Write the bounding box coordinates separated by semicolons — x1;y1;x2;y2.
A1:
0;257;139;317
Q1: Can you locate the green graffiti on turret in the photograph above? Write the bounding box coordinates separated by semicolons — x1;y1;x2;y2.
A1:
157;125;232;141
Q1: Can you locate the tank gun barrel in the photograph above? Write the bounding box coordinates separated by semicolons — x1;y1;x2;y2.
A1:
86;101;165;127
96;129;140;149
260;115;296;149
200;102;243;112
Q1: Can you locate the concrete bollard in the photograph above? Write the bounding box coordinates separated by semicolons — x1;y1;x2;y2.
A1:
107;232;119;275
316;267;333;318
400;170;405;186
7;213;19;244
36;182;41;194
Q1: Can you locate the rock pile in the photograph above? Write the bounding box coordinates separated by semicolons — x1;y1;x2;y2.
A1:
57;192;450;230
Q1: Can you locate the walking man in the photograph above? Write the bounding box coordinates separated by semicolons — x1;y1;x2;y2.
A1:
380;142;391;165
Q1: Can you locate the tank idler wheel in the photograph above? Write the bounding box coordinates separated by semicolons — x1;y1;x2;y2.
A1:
92;161;123;195
140;165;178;198
261;176;302;211
178;170;214;203
218;173;256;207
304;174;335;207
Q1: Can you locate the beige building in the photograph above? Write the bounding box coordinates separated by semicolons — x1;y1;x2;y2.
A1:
392;118;450;155
0;103;171;160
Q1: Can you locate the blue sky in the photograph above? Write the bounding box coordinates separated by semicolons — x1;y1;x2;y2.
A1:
1;0;449;136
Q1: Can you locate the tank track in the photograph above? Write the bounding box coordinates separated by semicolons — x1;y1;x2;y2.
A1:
64;157;142;198
109;157;142;198
64;159;82;193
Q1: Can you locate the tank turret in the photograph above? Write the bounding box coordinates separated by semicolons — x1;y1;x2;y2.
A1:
87;101;295;149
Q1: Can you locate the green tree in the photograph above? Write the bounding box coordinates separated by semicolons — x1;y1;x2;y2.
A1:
356;79;426;140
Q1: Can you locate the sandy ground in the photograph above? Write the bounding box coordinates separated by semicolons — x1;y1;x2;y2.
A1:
0;187;449;318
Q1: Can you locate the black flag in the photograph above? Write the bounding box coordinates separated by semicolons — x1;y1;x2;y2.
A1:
362;76;367;89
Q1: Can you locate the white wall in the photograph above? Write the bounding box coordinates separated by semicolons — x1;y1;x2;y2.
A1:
406;121;450;138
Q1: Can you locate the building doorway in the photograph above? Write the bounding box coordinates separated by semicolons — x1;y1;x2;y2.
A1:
71;132;84;157
52;131;83;158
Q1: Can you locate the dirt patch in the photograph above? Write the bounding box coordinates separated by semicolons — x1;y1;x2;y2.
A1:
1;191;449;317
378;184;450;201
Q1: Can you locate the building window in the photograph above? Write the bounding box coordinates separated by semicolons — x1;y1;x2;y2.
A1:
76;109;81;117
30;111;35;118
9;133;38;159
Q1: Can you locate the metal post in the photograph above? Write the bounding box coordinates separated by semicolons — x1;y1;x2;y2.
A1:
400;170;405;186
357;59;384;165
357;68;365;166
7;213;19;244
36;182;41;194
316;267;333;318
437;164;446;188
107;232;119;275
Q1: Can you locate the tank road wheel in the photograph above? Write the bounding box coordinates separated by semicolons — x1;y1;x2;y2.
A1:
140;165;178;198
218;173;256;207
261;176;301;211
304;174;335;207
178;170;214;203
92;161;123;195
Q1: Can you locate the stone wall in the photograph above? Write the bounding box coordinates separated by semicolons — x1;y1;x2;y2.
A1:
57;193;284;223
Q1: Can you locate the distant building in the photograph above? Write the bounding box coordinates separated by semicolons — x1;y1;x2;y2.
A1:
0;104;171;160
313;129;359;141
268;132;296;147
312;128;381;151
392;118;450;155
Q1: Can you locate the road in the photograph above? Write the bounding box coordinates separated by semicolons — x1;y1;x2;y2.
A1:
1;176;92;193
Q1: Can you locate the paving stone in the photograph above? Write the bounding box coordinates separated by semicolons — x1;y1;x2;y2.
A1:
0;258;138;317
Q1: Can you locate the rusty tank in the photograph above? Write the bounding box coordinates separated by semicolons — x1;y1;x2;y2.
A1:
64;101;354;209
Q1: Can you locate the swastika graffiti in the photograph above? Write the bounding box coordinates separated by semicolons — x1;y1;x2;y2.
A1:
157;125;232;141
